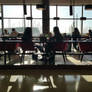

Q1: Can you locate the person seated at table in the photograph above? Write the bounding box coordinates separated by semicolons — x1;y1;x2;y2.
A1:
22;27;38;62
83;29;92;42
45;26;63;65
10;28;18;37
88;29;92;40
52;26;63;42
4;29;9;35
72;27;81;51
2;29;9;40
22;27;32;42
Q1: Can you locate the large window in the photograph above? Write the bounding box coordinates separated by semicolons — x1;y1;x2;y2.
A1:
3;5;24;33
1;5;92;36
50;6;83;34
2;5;42;36
32;6;42;35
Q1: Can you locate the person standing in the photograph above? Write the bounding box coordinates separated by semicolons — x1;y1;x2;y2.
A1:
72;27;81;51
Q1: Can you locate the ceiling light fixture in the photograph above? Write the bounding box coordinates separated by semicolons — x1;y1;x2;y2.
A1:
36;0;46;10
85;5;92;10
23;0;27;15
36;4;46;10
69;0;73;16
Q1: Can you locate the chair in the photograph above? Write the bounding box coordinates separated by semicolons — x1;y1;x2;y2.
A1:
53;42;68;64
19;42;35;63
79;42;92;62
0;42;17;64
45;42;68;64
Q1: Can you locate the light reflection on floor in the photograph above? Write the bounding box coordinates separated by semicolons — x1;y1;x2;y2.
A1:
0;74;92;92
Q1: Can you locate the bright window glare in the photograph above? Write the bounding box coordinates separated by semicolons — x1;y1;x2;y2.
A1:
32;6;42;18
58;20;73;34
58;6;73;18
50;6;56;18
0;5;92;35
3;5;23;18
33;85;49;91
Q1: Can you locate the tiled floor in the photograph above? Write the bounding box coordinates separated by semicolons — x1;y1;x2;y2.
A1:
0;53;92;65
0;74;92;92
0;52;92;92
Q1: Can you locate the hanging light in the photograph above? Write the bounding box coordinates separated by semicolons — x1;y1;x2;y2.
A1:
26;17;32;20
53;17;60;20
69;0;73;16
80;17;86;20
85;5;92;10
23;4;27;15
36;4;46;10
23;0;27;15
70;5;73;15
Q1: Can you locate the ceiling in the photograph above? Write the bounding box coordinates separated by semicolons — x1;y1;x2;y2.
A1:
0;0;92;5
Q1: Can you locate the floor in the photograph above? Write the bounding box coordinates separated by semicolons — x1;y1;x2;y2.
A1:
0;52;92;65
0;74;92;92
0;51;92;92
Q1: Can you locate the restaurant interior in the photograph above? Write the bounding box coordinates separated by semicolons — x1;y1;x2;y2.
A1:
0;0;92;92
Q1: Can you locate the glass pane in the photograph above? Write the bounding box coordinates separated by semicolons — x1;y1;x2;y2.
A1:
58;20;74;34
32;19;42;36
83;6;92;18
4;19;24;33
83;20;92;34
58;6;82;18
50;6;56;18
75;20;81;33
25;5;31;17
32;6;42;18
58;6;73;18
74;6;82;18
50;20;56;33
25;20;31;27
3;5;23;18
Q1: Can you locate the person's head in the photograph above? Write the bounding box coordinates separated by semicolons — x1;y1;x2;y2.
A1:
22;27;32;42
4;29;8;34
74;27;79;31
89;29;92;37
12;28;16;32
48;32;53;38
89;29;92;33
74;27;80;34
53;26;60;35
24;27;32;38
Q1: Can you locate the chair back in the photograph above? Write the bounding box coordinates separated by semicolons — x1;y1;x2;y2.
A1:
54;42;68;52
79;42;92;52
0;42;17;51
20;42;35;51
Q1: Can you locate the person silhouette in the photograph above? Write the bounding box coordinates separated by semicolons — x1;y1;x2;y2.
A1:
22;27;32;42
72;27;81;50
45;26;63;65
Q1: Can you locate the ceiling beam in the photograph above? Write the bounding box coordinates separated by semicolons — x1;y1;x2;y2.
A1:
0;0;92;5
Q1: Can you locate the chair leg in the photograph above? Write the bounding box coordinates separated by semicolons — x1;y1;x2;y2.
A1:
80;54;84;62
64;52;67;60
4;52;6;65
21;51;25;64
62;53;66;64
